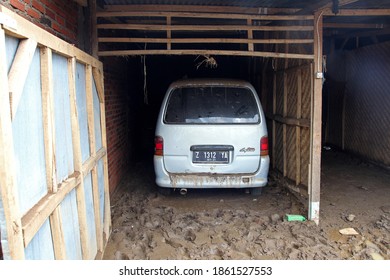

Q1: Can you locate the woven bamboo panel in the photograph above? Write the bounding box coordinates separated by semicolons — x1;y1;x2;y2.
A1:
275;72;284;115
344;42;390;165
286;70;298;118
286;126;297;180
301;65;312;119
275;122;284;172
300;127;310;187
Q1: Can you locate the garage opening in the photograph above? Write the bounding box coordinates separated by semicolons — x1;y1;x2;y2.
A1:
1;0;389;260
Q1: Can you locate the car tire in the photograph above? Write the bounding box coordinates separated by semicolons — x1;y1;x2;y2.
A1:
250;187;263;196
158;186;172;196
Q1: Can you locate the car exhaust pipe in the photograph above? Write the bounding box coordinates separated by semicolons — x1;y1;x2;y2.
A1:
180;188;187;195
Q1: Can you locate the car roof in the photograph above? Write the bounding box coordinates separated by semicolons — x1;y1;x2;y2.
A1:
168;78;254;89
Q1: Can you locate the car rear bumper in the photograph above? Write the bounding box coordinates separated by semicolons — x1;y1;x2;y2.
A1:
154;156;269;189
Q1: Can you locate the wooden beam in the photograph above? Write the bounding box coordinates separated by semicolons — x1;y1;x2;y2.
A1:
0;28;25;260
90;0;98;58
103;4;300;15
21;173;81;247
97;11;313;21
40;47;66;259
82;148;106;176
98;49;314;60
323;23;385;29
323;9;390;16
97;23;314;32
8;38;37;120
92;67;104;103
85;65;103;256
68;57;90;259
98;37;314;44
309;11;323;225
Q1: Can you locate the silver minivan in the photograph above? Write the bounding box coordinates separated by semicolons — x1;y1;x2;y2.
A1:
154;79;270;195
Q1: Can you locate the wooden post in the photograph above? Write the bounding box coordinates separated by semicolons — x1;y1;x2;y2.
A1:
40;47;66;259
0;28;25;259
90;0;98;58
68;58;90;259
296;69;302;185
309;11;323;225
85;65;103;255
247;19;254;52
167;16;172;50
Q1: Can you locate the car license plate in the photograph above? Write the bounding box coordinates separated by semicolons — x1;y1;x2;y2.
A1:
192;150;229;164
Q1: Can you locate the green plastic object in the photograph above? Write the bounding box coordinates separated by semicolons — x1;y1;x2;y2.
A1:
285;214;306;222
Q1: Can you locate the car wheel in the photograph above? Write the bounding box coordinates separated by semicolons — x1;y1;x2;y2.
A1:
250;187;263;196
158;187;172;196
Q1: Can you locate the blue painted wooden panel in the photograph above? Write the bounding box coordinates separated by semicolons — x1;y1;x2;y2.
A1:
60;189;82;260
5;36;19;72
97;159;105;225
24;219;55;260
12;48;47;215
92;78;103;150
0;195;10;259
84;173;97;259
75;63;91;163
52;54;74;182
1;35;20;260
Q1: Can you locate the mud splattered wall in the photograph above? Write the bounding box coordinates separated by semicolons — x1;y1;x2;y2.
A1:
325;42;390;167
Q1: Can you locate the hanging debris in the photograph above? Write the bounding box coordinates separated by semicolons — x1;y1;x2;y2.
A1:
195;55;218;69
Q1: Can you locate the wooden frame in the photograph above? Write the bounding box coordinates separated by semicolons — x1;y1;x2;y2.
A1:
0;5;111;259
97;9;314;59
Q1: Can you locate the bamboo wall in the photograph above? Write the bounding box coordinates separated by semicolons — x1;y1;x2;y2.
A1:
0;5;111;260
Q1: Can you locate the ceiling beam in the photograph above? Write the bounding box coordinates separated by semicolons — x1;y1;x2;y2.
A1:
103;4;300;15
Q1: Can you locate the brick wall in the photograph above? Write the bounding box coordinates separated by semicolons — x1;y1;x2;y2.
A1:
2;0;79;44
102;57;142;194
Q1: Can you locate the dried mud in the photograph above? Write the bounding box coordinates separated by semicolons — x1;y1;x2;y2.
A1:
103;150;390;260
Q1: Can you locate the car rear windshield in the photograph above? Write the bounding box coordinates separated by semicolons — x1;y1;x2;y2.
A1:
164;86;260;124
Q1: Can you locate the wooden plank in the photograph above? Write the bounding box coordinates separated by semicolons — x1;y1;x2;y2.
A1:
296;69;302;186
0;5;102;70
323;8;390;16
8;38;37;120
324;23;385;29
0;28;25;260
103;4;300;15
40;47;66;259
283;72;287;177
85;65;103;255
82;148;106;176
309;11;323;225
97;23;314;32
98;37;314;44
98;49;314;60
21;173;81;247
92;67;104;104
247;19;254;52
90;0;98;58
94;69;111;247
166;16;172;50
68;57;90;259
97;11;314;21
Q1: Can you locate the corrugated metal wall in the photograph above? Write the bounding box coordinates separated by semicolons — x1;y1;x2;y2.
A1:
326;42;390;166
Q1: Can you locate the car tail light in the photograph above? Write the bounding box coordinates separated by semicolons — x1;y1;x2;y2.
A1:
155;136;164;156
260;136;269;156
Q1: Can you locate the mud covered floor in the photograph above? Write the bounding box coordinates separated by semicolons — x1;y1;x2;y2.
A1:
103;150;390;260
